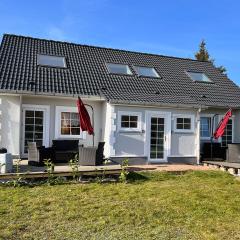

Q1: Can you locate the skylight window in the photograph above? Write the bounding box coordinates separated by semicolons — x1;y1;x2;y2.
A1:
37;54;67;68
134;66;160;78
106;63;132;75
187;71;212;82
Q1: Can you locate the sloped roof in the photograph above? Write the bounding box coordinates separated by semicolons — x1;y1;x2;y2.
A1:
0;34;240;108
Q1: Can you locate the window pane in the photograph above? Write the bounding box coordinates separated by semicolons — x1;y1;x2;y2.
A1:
222;119;233;145
121;122;129;128
177;123;184;129
35;125;43;132
26;111;34;117
130;116;138;122
200;117;211;137
107;63;132;75
177;118;183;124
184;123;191;129
25;118;34;124
151;132;157;138
121;115;129;122
71;120;80;127
25;132;34;139
187;72;211;82
184;118;191;124
151;118;157;124
158;118;164;124
71;128;80;135
25;125;34;131
37;54;66;68
71;113;79;120
61;119;70;127
35;118;43;125
157;152;164;159
134;66;160;78
35;111;43;118
61;112;70;120
34;132;43;139
130;121;137;128
61;127;70;135
151;124;157;131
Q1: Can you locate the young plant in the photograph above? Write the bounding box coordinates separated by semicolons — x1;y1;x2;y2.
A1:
119;159;129;183
96;159;108;183
44;159;55;185
13;159;22;187
69;154;79;181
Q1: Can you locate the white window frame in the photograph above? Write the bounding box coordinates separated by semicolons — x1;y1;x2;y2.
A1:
200;114;214;140
219;115;235;144
37;54;67;68
118;111;142;132
55;106;86;139
173;114;195;133
106;63;133;75
133;65;160;78
186;71;212;83
21;104;50;157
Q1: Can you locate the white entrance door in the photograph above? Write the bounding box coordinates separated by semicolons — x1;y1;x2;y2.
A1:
22;105;50;157
146;111;171;163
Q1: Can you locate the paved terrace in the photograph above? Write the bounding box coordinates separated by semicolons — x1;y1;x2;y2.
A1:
0;160;211;180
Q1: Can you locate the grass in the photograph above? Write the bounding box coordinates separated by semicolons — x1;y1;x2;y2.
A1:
1;171;240;239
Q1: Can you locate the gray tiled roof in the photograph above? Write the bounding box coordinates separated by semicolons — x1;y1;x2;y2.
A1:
0;34;240;108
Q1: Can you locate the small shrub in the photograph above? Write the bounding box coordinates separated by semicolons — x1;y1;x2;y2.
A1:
44;159;55;185
69;154;79;181
12;159;23;187
119;159;129;183
96;159;108;184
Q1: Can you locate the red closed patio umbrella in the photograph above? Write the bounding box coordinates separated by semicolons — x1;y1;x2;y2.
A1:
77;97;94;144
213;108;232;139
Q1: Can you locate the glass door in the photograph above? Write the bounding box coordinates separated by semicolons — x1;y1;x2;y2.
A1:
22;105;49;156
150;117;165;160
146;111;171;163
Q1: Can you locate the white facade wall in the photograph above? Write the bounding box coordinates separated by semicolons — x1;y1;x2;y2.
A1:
22;96;104;151
113;105;198;160
0;95;21;156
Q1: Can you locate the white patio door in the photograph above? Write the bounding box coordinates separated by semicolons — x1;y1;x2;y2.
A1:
146;111;171;163
21;105;50;156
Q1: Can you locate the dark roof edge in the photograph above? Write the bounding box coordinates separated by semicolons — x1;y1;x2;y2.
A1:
2;33;213;64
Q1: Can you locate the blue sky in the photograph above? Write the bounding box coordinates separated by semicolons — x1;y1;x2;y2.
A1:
0;0;239;84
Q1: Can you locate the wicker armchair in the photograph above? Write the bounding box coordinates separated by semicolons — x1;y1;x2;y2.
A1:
79;146;97;166
28;142;54;166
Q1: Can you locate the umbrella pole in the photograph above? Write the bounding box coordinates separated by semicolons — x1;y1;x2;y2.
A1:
84;104;94;147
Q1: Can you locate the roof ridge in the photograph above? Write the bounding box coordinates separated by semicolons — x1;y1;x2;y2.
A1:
2;33;213;64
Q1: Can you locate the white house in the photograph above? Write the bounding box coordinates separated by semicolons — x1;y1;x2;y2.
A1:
0;34;240;164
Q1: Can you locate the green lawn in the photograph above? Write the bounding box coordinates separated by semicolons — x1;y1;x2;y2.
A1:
1;171;240;240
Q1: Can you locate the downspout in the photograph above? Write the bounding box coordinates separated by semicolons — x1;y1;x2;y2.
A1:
19;95;22;159
196;107;201;165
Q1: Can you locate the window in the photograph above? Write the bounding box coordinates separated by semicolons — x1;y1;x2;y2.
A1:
134;66;160;78
174;115;194;132
187;71;212;82
106;63;132;75
118;111;142;131
55;106;85;139
221;119;233;147
61;112;80;135
200;117;212;138
37;54;67;68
